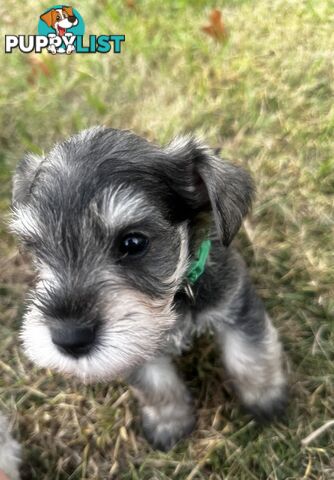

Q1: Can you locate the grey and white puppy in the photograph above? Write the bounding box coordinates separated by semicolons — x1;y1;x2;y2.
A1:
10;127;287;451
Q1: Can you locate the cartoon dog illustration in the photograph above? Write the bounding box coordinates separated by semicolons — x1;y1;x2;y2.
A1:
40;6;78;54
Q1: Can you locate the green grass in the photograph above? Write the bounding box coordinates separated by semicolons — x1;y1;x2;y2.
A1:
1;0;334;478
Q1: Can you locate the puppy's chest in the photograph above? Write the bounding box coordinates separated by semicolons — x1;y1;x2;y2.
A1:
165;308;210;355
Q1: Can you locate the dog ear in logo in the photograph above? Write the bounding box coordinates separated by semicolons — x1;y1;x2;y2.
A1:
63;6;75;18
40;9;55;28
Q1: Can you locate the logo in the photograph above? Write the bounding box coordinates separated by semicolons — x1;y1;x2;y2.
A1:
5;5;125;55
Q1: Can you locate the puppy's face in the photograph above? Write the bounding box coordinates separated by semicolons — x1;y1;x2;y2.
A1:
40;7;78;33
11;127;253;382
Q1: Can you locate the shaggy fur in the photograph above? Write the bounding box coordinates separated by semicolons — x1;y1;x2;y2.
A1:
0;414;21;480
10;127;287;450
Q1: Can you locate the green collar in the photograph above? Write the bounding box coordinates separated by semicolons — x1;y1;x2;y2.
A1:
186;239;212;285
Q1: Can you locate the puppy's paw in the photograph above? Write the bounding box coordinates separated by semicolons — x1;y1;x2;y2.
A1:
47;45;57;55
242;382;288;422
66;45;75;54
0;414;21;480
142;403;195;451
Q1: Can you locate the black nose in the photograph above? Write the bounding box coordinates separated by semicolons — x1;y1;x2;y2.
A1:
51;325;96;358
68;15;76;23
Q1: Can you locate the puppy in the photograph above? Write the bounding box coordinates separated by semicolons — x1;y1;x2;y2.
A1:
10;127;287;451
40;6;78;54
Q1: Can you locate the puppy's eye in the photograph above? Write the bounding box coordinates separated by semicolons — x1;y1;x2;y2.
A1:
119;233;149;257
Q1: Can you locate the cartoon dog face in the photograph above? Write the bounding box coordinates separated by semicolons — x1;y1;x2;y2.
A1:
40;6;78;36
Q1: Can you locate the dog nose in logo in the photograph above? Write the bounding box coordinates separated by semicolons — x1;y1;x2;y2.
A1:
68;15;76;23
51;325;96;357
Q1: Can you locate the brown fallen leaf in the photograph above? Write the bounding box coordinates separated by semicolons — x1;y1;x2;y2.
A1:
27;54;51;84
125;0;136;9
202;8;228;43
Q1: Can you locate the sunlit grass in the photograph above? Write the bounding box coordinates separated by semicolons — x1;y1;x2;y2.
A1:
0;0;333;478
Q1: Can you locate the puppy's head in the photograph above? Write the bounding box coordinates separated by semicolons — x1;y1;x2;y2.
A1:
40;7;78;32
10;127;253;382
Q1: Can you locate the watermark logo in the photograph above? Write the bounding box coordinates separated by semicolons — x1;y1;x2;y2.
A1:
5;5;125;55
38;5;84;54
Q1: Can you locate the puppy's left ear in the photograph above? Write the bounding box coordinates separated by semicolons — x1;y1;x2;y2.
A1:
164;136;254;246
63;6;74;17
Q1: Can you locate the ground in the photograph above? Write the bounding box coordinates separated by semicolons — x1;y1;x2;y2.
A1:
0;0;333;479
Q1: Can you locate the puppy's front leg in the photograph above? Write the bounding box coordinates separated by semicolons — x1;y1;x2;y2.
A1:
128;356;195;451
223;320;287;420
0;414;21;480
211;270;287;420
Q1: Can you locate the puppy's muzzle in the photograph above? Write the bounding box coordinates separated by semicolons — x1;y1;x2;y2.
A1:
50;323;97;358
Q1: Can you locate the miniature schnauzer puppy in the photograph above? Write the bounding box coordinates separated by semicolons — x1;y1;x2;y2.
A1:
10;127;287;451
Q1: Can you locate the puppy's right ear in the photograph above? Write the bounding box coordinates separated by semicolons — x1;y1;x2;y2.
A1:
12;154;44;207
40;10;54;27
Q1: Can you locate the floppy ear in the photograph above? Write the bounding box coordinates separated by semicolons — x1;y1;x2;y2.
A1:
40;10;55;27
12;153;44;207
164;136;254;246
63;6;74;16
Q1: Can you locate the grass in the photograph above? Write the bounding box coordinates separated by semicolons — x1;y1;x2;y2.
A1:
0;0;333;478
